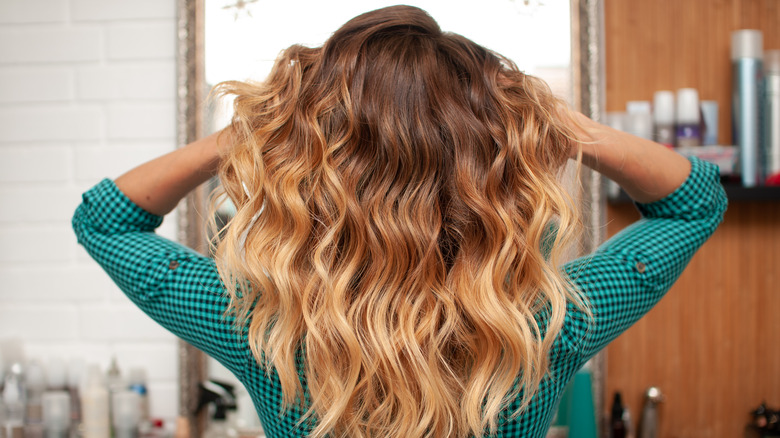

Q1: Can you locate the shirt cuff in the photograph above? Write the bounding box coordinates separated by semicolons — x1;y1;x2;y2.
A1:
634;157;724;220
80;178;164;235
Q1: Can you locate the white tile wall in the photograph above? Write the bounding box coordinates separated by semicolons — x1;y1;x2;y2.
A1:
0;226;76;263
0;265;113;302
107;22;176;60
0;27;103;63
79;304;174;341
0;305;80;340
71;0;175;22
0;145;72;182
0;186;83;222
0;0;69;24
0;0;180;424
76;62;175;100
0;107;103;142
0;67;74;102
107;103;176;139
74;143;172;181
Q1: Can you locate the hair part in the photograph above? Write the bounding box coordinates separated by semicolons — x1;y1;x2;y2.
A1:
212;5;585;438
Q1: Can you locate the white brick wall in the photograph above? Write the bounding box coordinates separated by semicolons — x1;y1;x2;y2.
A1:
0;0;180;423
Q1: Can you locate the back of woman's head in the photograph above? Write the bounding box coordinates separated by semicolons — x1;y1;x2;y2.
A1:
214;5;582;438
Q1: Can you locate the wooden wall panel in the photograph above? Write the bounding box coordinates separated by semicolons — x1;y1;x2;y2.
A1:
605;202;780;437
604;1;780;436
605;0;779;145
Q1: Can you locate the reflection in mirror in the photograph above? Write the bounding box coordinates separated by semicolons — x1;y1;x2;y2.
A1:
202;0;573;362
205;0;572;131
177;1;606;436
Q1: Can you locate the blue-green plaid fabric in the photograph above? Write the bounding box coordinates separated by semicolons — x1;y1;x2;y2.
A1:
73;157;726;437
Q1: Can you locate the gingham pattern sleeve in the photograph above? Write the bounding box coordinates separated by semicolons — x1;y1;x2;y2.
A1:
72;179;251;378
561;157;727;364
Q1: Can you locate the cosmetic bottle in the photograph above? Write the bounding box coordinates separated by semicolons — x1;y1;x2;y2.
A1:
638;387;663;438
0;349;5;384
627;100;651;115
106;357;126;434
45;360;66;393
41;392;70;438
66;359;83;432
732;29;764;187
0;396;6;438
622;404;634;438
127;368;149;434
2;364;25;438
765;50;780;185
26;361;46;432
652;91;675;148
626;101;653;140
675;88;702;147
112;391;140;438
700;101;719;146
105;359;122;391
106;357;125;399
610;392;627;438
81;366;109;438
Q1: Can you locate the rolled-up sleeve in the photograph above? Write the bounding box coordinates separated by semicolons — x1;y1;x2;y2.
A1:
73;179;250;378
561;157;728;364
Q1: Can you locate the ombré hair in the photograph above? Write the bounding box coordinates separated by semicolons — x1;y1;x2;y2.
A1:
212;5;585;438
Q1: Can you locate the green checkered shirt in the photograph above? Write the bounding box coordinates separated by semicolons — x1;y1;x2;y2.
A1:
73;157;726;437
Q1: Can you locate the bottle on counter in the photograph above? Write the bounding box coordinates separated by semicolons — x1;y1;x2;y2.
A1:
105;357;127;435
610;392;627;438
81;366;109;438
127;368;150;434
0;394;6;438
764;50;780;185
700;100;719;146
112;391;140;438
26;360;46;438
675;88;702;147
2;364;25;438
45;359;67;393
638;387;664;438
732;29;764;187
0;348;5;386
66;359;83;434
41;391;70;438
626;100;653;141
652;91;675;148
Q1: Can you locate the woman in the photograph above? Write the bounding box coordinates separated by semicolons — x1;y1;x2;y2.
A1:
73;5;726;438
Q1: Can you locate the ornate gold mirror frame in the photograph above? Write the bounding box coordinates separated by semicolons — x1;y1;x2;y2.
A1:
174;1;606;436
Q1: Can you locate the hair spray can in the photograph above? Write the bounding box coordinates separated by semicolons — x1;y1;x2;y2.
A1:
732;30;763;187
765;50;780;184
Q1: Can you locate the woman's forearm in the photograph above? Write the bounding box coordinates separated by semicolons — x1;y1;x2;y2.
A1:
573;113;692;204
114;129;229;216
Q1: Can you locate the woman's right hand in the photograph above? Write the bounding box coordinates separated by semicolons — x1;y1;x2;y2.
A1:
570;112;691;204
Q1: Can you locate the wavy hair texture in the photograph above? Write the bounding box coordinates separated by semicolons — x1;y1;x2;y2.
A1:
212;6;585;438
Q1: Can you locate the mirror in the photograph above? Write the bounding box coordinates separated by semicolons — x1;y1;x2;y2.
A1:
176;1;605;436
203;0;574;129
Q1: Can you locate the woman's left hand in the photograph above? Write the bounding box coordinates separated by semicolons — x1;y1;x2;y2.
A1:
114;127;233;216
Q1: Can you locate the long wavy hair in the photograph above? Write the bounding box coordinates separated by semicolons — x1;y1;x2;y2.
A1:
212;5;584;438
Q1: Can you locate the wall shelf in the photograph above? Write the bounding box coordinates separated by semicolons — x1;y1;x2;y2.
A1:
608;182;780;204
720;184;780;202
